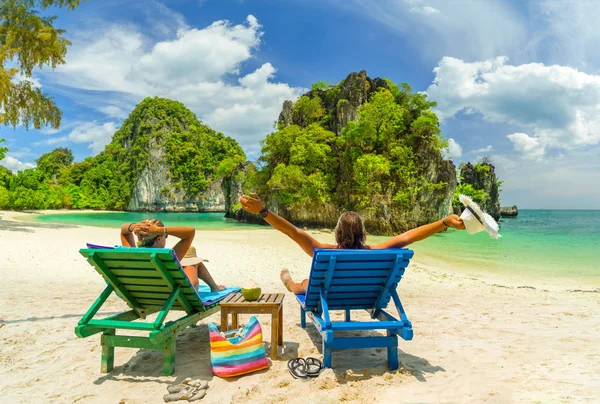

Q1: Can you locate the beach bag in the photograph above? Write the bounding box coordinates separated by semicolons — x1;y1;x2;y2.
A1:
208;316;269;377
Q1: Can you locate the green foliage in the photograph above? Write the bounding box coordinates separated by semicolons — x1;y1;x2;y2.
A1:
0;138;7;161
474;163;491;175
292;96;326;127
0;0;85;130
254;82;453;233
0;97;245;211
453;183;489;207
0;165;13;188
311;80;332;91
36;147;73;180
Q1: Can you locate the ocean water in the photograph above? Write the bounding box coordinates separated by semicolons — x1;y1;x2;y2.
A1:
32;210;599;283
386;210;600;284
33;211;264;230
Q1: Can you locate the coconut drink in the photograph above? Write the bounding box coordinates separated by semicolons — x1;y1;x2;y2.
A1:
242;280;261;301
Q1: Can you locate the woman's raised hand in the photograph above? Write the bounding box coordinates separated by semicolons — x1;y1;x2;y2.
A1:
132;220;162;238
240;193;265;214
444;214;466;230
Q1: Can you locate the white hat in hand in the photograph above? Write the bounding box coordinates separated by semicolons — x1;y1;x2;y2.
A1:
459;194;501;239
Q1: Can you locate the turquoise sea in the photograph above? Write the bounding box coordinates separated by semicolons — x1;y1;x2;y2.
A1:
32;210;599;284
34;211;264;230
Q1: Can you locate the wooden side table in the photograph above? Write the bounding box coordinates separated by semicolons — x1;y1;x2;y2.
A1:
220;293;285;360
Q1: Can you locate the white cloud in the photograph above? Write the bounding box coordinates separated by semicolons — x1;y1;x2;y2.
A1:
409;6;439;15
446;138;462;159
327;0;526;62
98;105;129;119
37;122;119;155
472;145;493;154
507;133;545;160
1;155;36;173
49;15;303;150
67;122;119;155
426;56;600;158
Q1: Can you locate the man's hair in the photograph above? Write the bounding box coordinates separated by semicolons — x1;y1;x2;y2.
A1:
334;211;366;249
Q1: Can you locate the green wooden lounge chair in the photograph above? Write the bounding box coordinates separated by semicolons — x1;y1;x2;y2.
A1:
75;247;220;375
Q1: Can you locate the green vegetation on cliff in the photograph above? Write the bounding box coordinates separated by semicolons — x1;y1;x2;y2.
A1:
243;71;456;234
0;97;245;210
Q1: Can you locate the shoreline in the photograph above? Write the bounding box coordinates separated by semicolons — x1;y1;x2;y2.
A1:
3;210;598;291
1;210;599;403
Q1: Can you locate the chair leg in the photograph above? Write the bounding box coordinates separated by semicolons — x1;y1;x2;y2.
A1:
387;331;399;371
163;335;176;376
323;330;333;368
345;310;351;322
101;329;115;373
300;307;306;328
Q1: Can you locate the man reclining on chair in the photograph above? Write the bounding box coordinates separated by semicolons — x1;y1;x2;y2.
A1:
239;194;466;294
120;219;225;292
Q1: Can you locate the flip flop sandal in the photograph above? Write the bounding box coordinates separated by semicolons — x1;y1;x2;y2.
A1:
166;379;208;394
164;386;196;402
287;358;308;379
305;357;323;377
187;388;207;402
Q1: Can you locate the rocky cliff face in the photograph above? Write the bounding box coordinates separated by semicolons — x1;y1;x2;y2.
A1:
460;162;501;220
500;205;518;218
109;97;244;212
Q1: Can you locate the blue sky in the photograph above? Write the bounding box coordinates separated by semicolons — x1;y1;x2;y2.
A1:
2;0;600;209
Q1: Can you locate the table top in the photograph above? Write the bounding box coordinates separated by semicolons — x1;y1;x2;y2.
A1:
221;292;284;307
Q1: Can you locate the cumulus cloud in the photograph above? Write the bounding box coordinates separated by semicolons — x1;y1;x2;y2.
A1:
506;133;545;160
446;138;463;159
1;155;36;173
472;145;493;154
49;15;304;150
38;122;119;155
68;122;119;155
426;56;600;158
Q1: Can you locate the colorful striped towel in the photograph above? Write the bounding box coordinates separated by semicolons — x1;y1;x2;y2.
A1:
208;316;269;377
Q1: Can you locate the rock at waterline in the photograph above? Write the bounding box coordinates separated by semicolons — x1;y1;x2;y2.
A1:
500;205;518;218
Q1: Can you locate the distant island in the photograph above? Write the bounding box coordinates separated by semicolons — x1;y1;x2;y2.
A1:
0;71;505;235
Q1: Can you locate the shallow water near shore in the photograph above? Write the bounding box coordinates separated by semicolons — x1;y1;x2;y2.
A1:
27;209;600;285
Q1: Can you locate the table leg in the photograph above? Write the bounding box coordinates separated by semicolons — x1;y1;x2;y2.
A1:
271;310;279;360
220;309;228;332
278;305;283;346
232;313;239;330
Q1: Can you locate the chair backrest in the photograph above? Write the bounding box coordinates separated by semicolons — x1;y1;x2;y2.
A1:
304;248;414;311
80;247;205;314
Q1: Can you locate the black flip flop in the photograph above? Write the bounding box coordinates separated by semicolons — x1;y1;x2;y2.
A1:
305;357;323;377
287;358;308;379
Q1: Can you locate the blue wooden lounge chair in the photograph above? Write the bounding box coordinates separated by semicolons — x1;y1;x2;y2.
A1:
295;248;414;370
75;247;223;375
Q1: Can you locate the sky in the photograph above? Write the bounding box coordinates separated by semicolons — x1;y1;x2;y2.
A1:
2;0;600;209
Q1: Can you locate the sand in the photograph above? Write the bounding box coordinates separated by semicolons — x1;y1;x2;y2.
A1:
0;210;598;403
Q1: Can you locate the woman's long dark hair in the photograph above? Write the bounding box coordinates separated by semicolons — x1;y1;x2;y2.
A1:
334;211;366;249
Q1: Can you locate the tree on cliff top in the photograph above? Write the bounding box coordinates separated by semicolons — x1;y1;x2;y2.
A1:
0;0;84;130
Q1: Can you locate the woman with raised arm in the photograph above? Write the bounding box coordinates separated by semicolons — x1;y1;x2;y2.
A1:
120;218;224;292
239;193;466;294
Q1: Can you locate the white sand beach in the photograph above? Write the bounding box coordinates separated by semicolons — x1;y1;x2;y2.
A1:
0;210;598;403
